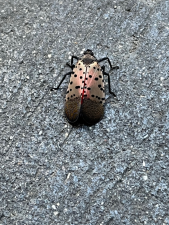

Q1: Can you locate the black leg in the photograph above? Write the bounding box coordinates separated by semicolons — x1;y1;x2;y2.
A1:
71;56;79;66
98;57;113;68
111;65;119;70
66;56;79;69
98;57;119;70
102;66;116;97
50;72;72;91
51;55;79;91
66;62;74;69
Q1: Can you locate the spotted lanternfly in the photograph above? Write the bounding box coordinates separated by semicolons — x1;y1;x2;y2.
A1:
51;49;119;125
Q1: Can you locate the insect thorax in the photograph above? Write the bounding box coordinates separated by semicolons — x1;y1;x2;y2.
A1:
81;54;97;66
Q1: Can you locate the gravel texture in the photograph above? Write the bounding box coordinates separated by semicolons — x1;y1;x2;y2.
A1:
0;0;169;224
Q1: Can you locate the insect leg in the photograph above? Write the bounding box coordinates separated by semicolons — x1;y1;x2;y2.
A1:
98;57;113;68
102;65;116;97
66;63;74;69
71;56;79;65
98;57;119;70
50;72;72;91
66;56;79;69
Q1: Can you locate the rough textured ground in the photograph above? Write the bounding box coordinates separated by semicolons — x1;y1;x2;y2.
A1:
0;0;169;224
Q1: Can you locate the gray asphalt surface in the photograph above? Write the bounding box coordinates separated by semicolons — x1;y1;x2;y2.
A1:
0;0;169;224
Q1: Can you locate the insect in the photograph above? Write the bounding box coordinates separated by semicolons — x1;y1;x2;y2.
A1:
51;49;119;125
